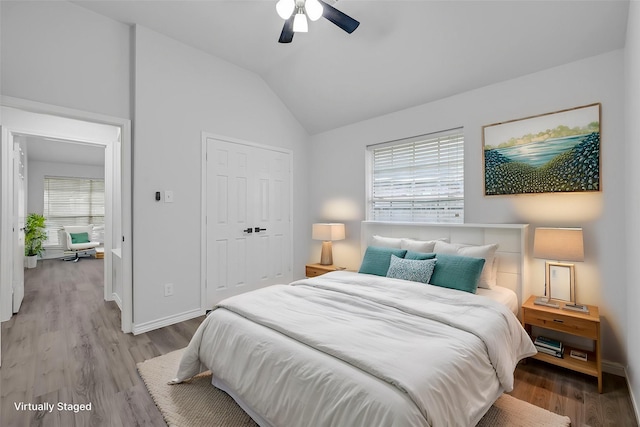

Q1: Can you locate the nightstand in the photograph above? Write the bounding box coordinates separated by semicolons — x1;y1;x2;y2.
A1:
521;295;602;393
305;263;342;278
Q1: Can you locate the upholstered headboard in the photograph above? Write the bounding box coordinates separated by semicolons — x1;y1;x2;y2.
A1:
361;221;531;307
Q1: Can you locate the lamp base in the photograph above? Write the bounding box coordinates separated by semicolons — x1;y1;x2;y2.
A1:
563;303;589;314
534;297;560;309
319;241;333;266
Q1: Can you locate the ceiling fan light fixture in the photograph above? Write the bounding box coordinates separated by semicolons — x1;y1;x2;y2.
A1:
305;0;323;21
276;0;295;19
276;0;359;43
293;9;308;33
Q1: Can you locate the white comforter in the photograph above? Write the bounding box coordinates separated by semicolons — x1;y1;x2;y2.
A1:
175;271;536;427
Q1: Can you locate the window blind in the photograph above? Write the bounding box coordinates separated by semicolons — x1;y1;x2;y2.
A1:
43;177;105;247
368;129;464;223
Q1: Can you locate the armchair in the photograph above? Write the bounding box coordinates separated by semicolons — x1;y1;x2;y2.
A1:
62;225;100;262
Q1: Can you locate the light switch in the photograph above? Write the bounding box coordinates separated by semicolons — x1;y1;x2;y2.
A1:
164;190;174;203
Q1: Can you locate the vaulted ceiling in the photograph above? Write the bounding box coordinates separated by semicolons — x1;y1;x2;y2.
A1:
73;0;629;134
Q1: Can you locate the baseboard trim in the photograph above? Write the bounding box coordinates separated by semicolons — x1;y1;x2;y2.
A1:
112;292;122;310
602;359;627;377
603;362;640;425
624;366;640;426
132;308;204;335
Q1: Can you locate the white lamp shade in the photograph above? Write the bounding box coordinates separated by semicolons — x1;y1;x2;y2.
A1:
312;223;345;241
533;227;584;262
305;0;324;21
293;11;308;32
276;0;295;19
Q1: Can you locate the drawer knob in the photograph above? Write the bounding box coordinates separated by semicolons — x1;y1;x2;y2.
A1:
553;319;564;323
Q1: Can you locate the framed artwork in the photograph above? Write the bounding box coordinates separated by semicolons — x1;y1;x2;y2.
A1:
483;103;601;196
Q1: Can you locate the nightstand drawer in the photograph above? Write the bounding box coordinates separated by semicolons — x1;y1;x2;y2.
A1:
306;266;329;277
523;309;598;339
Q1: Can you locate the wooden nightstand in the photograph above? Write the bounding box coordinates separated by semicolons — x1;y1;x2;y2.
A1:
522;295;602;393
305;263;342;278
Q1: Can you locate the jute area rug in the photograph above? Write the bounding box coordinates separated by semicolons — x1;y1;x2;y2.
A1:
137;349;571;427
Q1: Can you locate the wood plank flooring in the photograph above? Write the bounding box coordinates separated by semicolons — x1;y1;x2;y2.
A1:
1;258;638;426
1;258;202;427
512;359;637;426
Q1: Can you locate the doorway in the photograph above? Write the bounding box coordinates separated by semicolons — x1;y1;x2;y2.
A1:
0;97;132;334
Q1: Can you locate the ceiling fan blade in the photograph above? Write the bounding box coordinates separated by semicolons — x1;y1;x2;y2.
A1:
278;16;294;43
318;0;360;34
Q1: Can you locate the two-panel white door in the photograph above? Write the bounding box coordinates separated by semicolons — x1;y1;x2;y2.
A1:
205;138;292;307
12;142;25;313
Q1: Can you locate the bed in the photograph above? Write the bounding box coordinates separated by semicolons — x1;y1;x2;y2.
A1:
174;223;536;427
477;285;519;315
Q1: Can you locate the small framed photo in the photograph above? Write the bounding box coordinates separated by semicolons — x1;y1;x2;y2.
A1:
546;262;575;303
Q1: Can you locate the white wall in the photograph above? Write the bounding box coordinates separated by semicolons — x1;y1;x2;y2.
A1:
27;160;105;215
132;26;310;327
0;1;130;119
309;50;627;365
625;0;640;418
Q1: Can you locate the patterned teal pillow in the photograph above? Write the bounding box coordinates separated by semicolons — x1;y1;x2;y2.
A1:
359;246;408;277
429;253;485;293
386;255;437;284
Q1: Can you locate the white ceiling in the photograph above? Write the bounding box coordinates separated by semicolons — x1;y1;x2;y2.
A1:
73;0;629;134
21;136;106;166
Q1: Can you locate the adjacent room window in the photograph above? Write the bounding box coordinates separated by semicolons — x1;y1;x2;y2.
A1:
43;177;105;248
367;128;464;223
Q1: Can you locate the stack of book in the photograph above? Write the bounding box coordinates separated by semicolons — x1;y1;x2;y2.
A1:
534;336;563;358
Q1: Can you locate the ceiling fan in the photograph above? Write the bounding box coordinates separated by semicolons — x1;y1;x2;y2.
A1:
276;0;360;43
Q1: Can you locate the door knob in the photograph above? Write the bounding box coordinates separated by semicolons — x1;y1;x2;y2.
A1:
243;228;253;233
254;227;267;232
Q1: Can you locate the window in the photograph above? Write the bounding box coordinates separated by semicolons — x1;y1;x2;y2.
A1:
43;177;105;247
367;129;464;223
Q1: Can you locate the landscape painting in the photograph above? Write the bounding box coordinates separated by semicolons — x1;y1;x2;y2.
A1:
483;103;601;196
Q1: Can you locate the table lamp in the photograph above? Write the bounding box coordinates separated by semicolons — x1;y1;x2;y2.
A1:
312;223;345;265
533;227;586;312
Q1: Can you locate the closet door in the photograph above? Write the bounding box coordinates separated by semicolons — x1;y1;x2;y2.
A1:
249;145;291;288
205;137;291;307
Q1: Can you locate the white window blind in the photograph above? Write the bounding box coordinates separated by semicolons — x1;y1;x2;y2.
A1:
368;129;464;223
43;177;105;247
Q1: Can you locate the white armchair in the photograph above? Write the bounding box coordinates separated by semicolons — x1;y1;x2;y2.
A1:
63;225;100;261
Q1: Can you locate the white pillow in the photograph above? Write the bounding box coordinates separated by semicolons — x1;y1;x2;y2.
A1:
400;238;448;253
372;235;403;248
490;257;499;288
433;241;499;289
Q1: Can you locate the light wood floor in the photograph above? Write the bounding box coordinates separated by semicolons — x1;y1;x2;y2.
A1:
1;258;203;426
1;258;638;426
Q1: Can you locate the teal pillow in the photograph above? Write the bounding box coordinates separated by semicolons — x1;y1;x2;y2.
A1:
386;255;437;284
429;253;485;293
359;246;407;277
70;232;90;244
405;251;436;260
